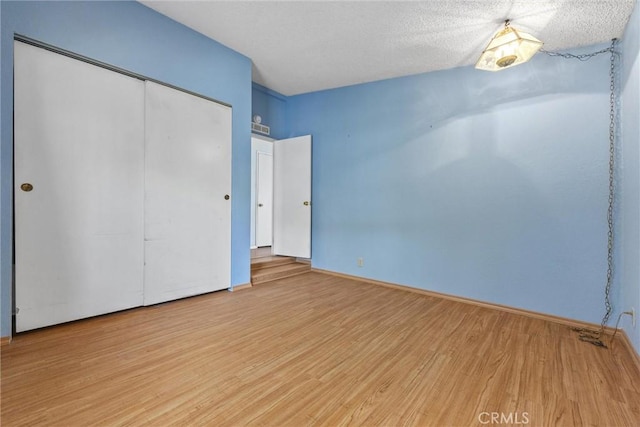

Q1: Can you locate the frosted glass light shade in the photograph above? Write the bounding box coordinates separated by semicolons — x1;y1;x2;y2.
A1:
475;25;543;71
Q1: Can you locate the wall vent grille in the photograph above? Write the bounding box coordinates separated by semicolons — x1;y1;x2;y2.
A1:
251;122;270;135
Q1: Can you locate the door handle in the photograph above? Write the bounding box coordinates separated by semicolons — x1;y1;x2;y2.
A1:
20;183;33;192
258;203;263;207
303;201;310;206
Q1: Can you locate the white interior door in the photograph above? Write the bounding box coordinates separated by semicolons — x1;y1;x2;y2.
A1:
144;81;231;305
14;41;145;332
256;152;273;247
273;135;312;258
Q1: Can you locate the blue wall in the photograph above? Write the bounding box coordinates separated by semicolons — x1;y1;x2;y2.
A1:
287;47;616;324
0;1;253;337
619;0;640;354
252;83;288;140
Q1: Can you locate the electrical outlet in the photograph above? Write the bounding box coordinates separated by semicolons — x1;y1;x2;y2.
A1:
357;257;364;267
623;308;636;328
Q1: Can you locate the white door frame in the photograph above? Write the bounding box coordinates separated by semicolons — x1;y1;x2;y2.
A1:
250;135;274;248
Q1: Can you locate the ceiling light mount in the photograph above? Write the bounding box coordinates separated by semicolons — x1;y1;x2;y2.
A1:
475;19;543;71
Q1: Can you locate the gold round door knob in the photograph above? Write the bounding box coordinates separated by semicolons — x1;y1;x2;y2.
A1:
224;194;230;200
303;201;310;206
20;183;33;192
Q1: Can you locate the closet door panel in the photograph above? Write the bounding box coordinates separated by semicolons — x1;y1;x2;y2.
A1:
14;42;145;332
144;81;231;305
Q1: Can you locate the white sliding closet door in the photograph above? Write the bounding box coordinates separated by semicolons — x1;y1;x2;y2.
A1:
144;81;232;305
14;42;145;332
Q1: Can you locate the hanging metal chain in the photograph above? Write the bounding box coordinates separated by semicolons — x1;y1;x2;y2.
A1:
604;38;617;331
540;45;614;61
558;39;618;348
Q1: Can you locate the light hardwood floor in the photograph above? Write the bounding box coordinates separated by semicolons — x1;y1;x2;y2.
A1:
2;272;639;426
251;246;273;259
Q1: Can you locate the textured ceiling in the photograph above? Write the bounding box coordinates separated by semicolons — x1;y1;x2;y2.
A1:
141;1;636;96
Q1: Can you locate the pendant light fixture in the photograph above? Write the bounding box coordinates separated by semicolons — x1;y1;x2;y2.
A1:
475;20;543;71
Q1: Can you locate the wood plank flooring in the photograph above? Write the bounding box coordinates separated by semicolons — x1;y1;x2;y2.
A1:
251;256;311;284
2;271;639;426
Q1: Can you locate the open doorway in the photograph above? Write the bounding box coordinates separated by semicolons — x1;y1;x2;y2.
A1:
250;134;313;284
250;134;312;260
